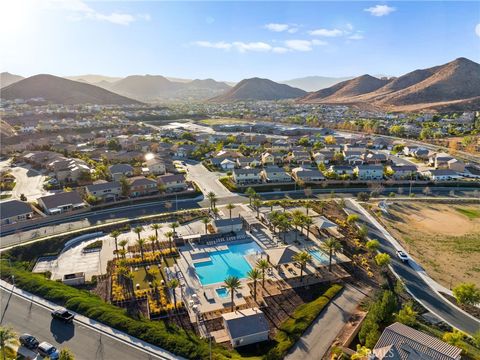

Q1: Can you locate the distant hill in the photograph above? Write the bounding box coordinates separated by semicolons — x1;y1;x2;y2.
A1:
1;74;141;105
210;77;306;102
0;72;25;88
281;76;354;92
299;57;480;111
65;74;123;84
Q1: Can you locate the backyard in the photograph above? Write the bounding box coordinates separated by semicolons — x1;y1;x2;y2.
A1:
376;201;480;288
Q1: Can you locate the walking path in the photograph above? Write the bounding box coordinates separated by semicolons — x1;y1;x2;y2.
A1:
285;284;367;360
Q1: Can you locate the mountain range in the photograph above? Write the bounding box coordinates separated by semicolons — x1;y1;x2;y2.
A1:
1;57;479;111
281;76;354;92
209;78;306;102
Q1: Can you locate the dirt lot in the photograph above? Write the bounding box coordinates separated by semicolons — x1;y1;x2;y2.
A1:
377;201;480;288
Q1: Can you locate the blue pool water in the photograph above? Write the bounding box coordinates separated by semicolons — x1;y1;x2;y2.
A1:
308;249;330;265
216;287;229;298
194;241;262;285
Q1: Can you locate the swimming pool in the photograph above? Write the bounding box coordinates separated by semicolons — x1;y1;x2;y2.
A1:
308;249;331;266
194;241;262;285
215;287;229;298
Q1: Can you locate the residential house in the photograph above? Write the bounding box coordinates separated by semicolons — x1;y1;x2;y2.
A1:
0;200;33;225
363;152;387;164
145;157;166;175
288;151;312;166
355;165;384;180
447;159;466;173
422;169;461;181
220;159;236;171
291;167;325;182
373;322;461;360
386;165;418;180
328;165;354;176
127;176;158;197
173;144;195;158
85;181;121;201
38;191;86;215
429;153;454;169
48;158;91;183
261;152;275;166
157;174;188;192
109;164;134;181
232;168;263;185
313;150;334;165
261;166;292;183
222;308;270;348
271;139;290;151
236;157;261;168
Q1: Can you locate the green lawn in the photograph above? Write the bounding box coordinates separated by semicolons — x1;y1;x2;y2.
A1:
131;264;163;290
199;118;250;126
455;207;480;219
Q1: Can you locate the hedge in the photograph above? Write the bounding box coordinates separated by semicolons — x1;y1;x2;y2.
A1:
264;283;343;360
0;264;245;360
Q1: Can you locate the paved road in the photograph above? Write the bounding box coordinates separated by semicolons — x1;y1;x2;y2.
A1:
345;199;480;335
185;162;235;198
10;165;51;201
0;287;162;360
286;284;367;360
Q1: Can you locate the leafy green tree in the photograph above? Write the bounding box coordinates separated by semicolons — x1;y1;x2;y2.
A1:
442;330;464;346
59;348;75;360
395;302;417;326
365;239;380;254
452;283;480;306
0;326;18;360
347;214;359;224
375;253;391;269
351;345;371;360
224;276;242;312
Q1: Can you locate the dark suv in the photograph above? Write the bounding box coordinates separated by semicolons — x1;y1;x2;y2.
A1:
19;333;39;350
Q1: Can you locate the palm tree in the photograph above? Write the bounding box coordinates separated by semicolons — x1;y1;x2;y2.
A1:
291;214;304;242
118;249;126;259
170;222;179;236
168;278;180;310
256;259;270;288
165;230;174;254
268;211;281;234
207;191;217;210
0;326;18;360
133;226;143;242
247;268;261;302
224;275;242;312
148;234;157;252
201;217;210;234
321;238;342;272
110;230;121;259
226;203;235;219
304;201;312;215
151;223;161;241
278;217;291;242
118;239;128;258
303;217;314;238
136;238;146;261
253;198;262;218
293;251;312;282
245;187;256;206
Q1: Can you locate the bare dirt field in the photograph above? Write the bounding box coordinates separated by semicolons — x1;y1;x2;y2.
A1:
377;201;480;288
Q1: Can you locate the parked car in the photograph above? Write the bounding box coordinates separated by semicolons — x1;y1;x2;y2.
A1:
19;333;39;350
51;308;75;323
37;342;59;360
396;250;409;263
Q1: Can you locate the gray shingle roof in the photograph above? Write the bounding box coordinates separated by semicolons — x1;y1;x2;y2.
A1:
223;308;269;339
108;164;134;174
0;200;33;219
39;191;84;209
373;322;462;360
85;181;120;192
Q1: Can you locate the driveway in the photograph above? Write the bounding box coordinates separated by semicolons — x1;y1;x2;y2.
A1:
286;284;367;360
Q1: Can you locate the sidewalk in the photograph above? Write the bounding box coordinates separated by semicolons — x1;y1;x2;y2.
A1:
0;279;184;360
285;284;367;360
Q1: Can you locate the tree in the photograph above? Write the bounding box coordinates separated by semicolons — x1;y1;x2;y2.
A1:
148;235;157;252
321;238;342;272
224;276;242;312
256;259;270;288
247;268;262;302
395;302;417;326
252;198;262;218
136;238;146;260
168;279;180;310
110;230;121;259
472;330;480;348
170;222;179;235
133;226;143;242
292;251;312;282
20;193;27;201
245;187;256;206
358;225;368;241
442;330;464;346
119;239;128;258
375;253;391;272
151;224;161;241
303;216;314;238
165;230;174;254
59;348;75;360
304;201;312;215
120;176;130;197
351;345;371;360
452;283;480;306
365;239;380;254
0;326;18;360
347;214;359;224
389;125;405;137
226;203;235;219
325;135;336;145
357;192;370;201
201;217;210;234
207;191;217;210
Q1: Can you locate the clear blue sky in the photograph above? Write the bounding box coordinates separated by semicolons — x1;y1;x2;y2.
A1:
1;1;479;82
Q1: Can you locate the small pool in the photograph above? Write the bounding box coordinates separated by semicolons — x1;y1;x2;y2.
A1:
216;287;229;298
194;241;262;285
309;249;331;266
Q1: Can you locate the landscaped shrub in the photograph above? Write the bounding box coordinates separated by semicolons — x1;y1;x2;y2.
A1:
264;283;343;360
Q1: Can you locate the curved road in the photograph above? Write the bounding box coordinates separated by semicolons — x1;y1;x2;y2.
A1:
345;199;480;335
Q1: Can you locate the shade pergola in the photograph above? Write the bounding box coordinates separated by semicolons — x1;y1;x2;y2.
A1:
264;245;302;267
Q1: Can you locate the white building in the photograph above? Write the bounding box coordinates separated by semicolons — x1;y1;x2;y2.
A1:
222;308;270;348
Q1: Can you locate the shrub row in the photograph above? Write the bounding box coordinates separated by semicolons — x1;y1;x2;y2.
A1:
0;264;243;360
264;283;343;360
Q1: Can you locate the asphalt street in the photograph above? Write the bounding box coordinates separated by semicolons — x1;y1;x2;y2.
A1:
0;287;163;360
345;199;480;335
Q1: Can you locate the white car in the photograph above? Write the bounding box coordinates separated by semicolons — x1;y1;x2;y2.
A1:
396;250;409;263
